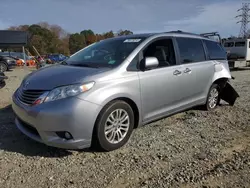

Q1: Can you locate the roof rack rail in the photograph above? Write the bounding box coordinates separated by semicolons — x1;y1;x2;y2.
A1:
200;31;219;36
163;30;222;44
164;30;201;36
200;32;222;44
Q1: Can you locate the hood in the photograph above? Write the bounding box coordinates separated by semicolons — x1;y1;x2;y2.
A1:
22;64;110;90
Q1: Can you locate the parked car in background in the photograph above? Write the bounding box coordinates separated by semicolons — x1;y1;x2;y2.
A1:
47;54;68;63
12;31;239;152
0;51;35;67
0;55;17;72
0;52;28;60
0;71;7;88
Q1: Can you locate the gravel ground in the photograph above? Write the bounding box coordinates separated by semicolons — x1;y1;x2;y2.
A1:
0;67;250;188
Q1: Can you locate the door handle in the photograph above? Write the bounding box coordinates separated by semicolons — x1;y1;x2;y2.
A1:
173;70;182;75
184;68;191;73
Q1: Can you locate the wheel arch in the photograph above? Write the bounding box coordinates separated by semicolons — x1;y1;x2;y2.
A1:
212;77;229;91
114;97;140;129
90;97;141;149
95;97;141;129
203;76;229;107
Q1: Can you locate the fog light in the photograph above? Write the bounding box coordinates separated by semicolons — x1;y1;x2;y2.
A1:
56;131;73;140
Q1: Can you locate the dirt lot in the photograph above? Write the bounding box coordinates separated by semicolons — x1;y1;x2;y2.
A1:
0;67;250;188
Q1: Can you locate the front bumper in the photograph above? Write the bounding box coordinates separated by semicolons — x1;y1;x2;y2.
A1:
12;91;102;150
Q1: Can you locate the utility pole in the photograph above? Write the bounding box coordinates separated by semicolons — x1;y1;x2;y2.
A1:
236;2;250;38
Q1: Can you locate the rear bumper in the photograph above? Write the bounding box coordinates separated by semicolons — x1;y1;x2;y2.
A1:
12;90;102;150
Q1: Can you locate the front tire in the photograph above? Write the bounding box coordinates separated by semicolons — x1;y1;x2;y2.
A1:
205;83;220;110
93;100;134;151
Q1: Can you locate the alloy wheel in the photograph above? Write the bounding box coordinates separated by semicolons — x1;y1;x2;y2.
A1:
104;109;130;144
208;88;219;109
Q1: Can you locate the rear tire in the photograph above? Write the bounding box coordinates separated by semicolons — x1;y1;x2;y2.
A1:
205;83;220;111
0;62;7;72
92;100;134;151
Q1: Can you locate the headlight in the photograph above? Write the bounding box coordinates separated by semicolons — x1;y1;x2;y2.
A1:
44;82;95;103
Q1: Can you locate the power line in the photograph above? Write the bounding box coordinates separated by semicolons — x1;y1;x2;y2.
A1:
236;2;250;38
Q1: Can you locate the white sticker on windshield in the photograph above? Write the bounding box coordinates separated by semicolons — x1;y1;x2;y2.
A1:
124;39;141;43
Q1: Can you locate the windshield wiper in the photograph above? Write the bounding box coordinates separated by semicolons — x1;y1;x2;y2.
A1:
61;61;68;65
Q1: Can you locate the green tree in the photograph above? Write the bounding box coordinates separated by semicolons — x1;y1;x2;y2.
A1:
80;29;94;37
69;33;86;54
7;22;138;56
29;35;47;54
28;24;59;54
103;30;114;39
58;34;70;55
96;34;105;41
117;29;133;36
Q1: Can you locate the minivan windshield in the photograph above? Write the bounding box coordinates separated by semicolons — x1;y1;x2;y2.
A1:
64;37;146;68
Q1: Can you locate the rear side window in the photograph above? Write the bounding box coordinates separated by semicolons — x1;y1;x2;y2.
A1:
204;40;227;60
176;37;206;64
235;41;245;47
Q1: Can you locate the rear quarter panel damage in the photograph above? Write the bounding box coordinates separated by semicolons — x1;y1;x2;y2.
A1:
212;60;239;105
212;60;232;83
220;82;239;106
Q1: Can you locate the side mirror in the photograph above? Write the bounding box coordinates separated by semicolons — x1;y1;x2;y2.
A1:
143;57;159;70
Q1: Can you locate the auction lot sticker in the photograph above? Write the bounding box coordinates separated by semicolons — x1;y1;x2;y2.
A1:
124;39;141;43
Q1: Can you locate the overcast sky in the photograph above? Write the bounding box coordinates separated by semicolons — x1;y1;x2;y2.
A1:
0;0;246;37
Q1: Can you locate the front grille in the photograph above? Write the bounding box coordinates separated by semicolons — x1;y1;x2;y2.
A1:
16;88;46;105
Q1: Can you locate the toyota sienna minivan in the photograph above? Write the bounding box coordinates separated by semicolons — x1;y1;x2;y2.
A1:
12;31;239;151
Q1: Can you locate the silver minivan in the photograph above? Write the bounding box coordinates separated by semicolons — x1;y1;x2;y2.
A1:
12;31;239;151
